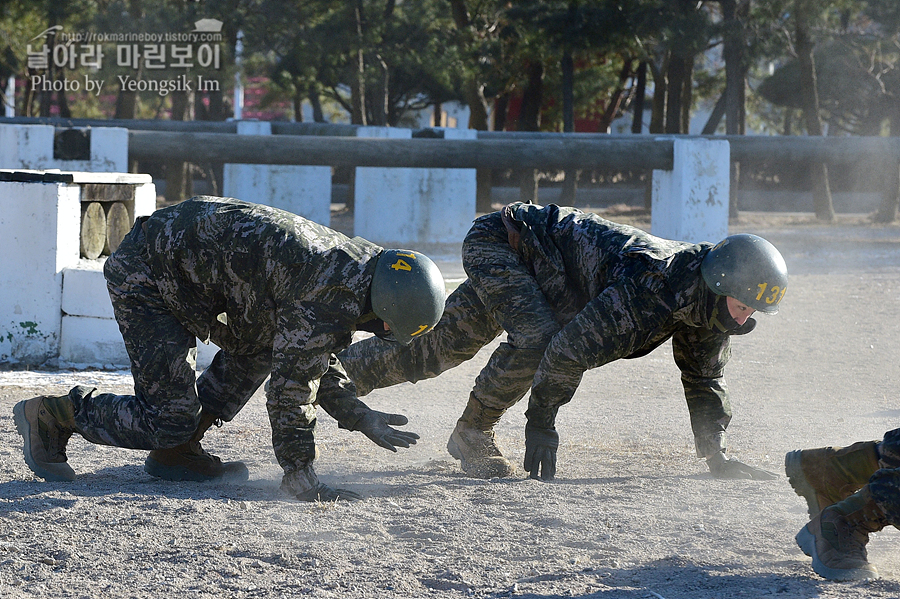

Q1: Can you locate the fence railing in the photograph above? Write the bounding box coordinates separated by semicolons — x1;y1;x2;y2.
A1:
3;116;899;170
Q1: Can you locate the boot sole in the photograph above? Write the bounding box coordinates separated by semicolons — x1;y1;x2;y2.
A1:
796;523;879;581
794;523;815;557
12;400;76;482
144;456;249;483
785;450;820;516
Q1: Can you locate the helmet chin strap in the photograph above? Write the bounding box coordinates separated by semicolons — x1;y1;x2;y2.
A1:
355;311;398;342
708;295;757;335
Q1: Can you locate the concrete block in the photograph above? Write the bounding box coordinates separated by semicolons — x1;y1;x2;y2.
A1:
354;127;476;245
411;128;476;244
223;121;331;225
0;181;81;363
0;124;53;169
62;261;113;319
651;138;729;244
134;181;157;217
59;314;128;367
0;124;127;172
87;127;128;172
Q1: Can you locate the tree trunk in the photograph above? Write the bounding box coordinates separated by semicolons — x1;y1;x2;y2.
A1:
449;0;493;211
873;106;900;223
165;91;191;204
701;92;727;134
114;88;138;119
597;61;633;133
631;61;647;134
493;93;509;131
351;0;367;125
680;56;693;133
649;59;666;134
293;88;304;122
794;0;835;222
664;54;686;134
309;84;325;122
518;60;544;203
722;0;747;218
560;48;577;204
206;89;226;120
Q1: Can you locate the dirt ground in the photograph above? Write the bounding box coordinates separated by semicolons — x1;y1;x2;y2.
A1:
3;210;900;599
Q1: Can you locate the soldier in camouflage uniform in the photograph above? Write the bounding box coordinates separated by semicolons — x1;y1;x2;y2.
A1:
785;431;900;580
13;196;446;502
335;202;788;481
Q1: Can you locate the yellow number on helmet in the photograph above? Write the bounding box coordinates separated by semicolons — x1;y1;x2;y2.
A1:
410;324;431;337
396;252;416;260
390;259;412;272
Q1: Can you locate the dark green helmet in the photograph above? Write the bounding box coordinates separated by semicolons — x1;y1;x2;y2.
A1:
701;234;788;314
370;249;446;345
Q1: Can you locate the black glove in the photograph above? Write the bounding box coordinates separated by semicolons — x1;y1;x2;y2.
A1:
706;452;779;480
350;409;420;452
294;483;362;502
524;424;559;481
281;467;362;502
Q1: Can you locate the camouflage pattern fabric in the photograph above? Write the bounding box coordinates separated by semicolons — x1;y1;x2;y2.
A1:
339;203;749;458
870;428;900;523
72;196;382;474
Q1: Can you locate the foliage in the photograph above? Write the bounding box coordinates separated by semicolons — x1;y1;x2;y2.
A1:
0;0;898;136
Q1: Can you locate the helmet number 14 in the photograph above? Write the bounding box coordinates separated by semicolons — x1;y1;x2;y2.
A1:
390;252;418;272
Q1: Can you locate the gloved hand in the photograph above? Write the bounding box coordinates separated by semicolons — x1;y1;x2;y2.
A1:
281;466;362;502
706;451;779;480
351;409;420;452
524;424;559;481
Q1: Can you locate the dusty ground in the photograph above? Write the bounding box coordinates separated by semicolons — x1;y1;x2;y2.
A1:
3;209;900;599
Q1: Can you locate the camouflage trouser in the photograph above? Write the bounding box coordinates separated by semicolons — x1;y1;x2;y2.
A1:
869;428;900;524
71;220;271;450
339;211;562;416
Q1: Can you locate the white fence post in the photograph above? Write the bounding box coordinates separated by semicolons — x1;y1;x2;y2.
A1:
0;124;127;172
651;138;730;243
223;121;332;225
353;127;476;246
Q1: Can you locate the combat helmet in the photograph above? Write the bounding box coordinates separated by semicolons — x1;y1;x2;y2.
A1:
370;249;446;344
701;234;788;314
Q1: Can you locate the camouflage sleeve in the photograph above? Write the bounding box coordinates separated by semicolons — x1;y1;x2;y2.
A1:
525;278;676;429
316;355;371;430
671;328;733;458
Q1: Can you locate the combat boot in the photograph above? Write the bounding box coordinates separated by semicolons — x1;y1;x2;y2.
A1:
785;441;880;517
446;394;514;478
13;393;77;481
795;485;889;581
145;411;249;482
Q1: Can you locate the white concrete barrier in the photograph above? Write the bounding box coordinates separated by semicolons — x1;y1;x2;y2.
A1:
223;121;332;225
651;138;730;244
0;170;154;367
353;127;477;246
0;124;128;172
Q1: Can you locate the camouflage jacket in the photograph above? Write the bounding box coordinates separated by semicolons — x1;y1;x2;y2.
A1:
142;196;381;470
509;203;743;447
